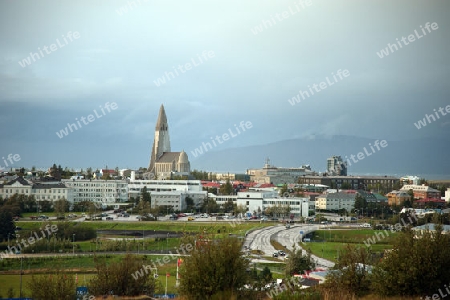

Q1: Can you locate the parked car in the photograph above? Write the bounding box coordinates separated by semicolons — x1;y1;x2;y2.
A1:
271;217;278;221
169;215;178;220
278;250;286;256
188;216;195;221
106;216;114;220
272;252;279;257
249;216;257;220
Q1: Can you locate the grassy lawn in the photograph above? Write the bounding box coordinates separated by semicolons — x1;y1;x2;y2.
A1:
16;220;269;235
0;255;183;295
303;229;397;262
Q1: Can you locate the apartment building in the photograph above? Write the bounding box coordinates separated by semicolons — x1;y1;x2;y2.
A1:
236;188;312;217
0;177;74;202
315;192;356;212
400;184;441;200
62;179;128;204
128;179;207;211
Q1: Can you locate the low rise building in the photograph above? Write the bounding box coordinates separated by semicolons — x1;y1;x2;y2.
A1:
298;175;399;192
0;177;74;203
386;190;411;206
247;159;314;185
315;192;356;212
236;188;312;217
128;179;206;211
62;179;128;204
400;184;441;200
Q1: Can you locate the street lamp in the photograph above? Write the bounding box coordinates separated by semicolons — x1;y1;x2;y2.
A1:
72;234;75;255
166;233;169;252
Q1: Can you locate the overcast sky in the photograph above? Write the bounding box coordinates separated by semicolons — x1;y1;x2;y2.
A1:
1;0;449;172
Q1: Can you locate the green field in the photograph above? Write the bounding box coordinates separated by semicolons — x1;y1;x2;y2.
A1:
0;254;187;296
16;220;270;235
304;229;397;262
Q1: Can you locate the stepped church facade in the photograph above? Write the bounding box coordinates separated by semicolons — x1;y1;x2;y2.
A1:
146;105;191;179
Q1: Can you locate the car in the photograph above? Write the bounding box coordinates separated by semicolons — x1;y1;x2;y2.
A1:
169;215;178;220
272;252;279;257
106;216;114;220
285;224;291;229
249;216;257;220
188;216;195;221
260;216;267;221
278;250;286;256
271;217;278;221
39;215;48;220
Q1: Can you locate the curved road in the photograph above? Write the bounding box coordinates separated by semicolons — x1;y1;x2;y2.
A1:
274;224;335;268
244;224;335;268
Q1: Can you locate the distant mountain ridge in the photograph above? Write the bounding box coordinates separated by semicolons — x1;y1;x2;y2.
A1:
190;135;450;179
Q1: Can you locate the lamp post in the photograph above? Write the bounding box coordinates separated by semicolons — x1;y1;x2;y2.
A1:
72;234;75;255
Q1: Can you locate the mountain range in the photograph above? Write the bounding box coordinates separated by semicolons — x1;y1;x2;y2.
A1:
189;135;450;180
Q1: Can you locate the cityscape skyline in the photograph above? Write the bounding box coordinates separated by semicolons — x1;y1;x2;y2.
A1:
0;0;449;178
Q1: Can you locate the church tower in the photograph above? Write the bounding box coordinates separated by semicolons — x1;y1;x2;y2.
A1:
148;104;171;172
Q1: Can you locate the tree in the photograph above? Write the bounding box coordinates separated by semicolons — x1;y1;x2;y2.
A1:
0;209;15;242
28;265;76;300
354;194;367;212
53;198;69;218
219;179;233;195
285;246;315;277
201;198;220;214
49;164;61;180
340;182;352;190
324;244;373;298
371;225;450;297
86;167;93;179
223;199;234;213
279;183;288;197
137;200;151;220
185;196;195;212
140;186;151;206
89;254;156;296
179;236;249;299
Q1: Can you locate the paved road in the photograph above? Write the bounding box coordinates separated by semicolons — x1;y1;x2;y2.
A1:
244;225;287;256
274;224;335;268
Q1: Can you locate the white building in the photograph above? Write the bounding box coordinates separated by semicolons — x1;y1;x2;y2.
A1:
246;158;314;185
0;177;74;203
445;188;450;203
236;188;312;217
128;179;207;211
315;192;356;212
62;179;128;204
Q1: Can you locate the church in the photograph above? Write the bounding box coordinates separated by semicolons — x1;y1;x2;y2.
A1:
147;105;191;179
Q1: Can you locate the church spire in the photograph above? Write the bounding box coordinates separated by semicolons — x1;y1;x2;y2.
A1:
155;104;168;131
148;104;171;172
